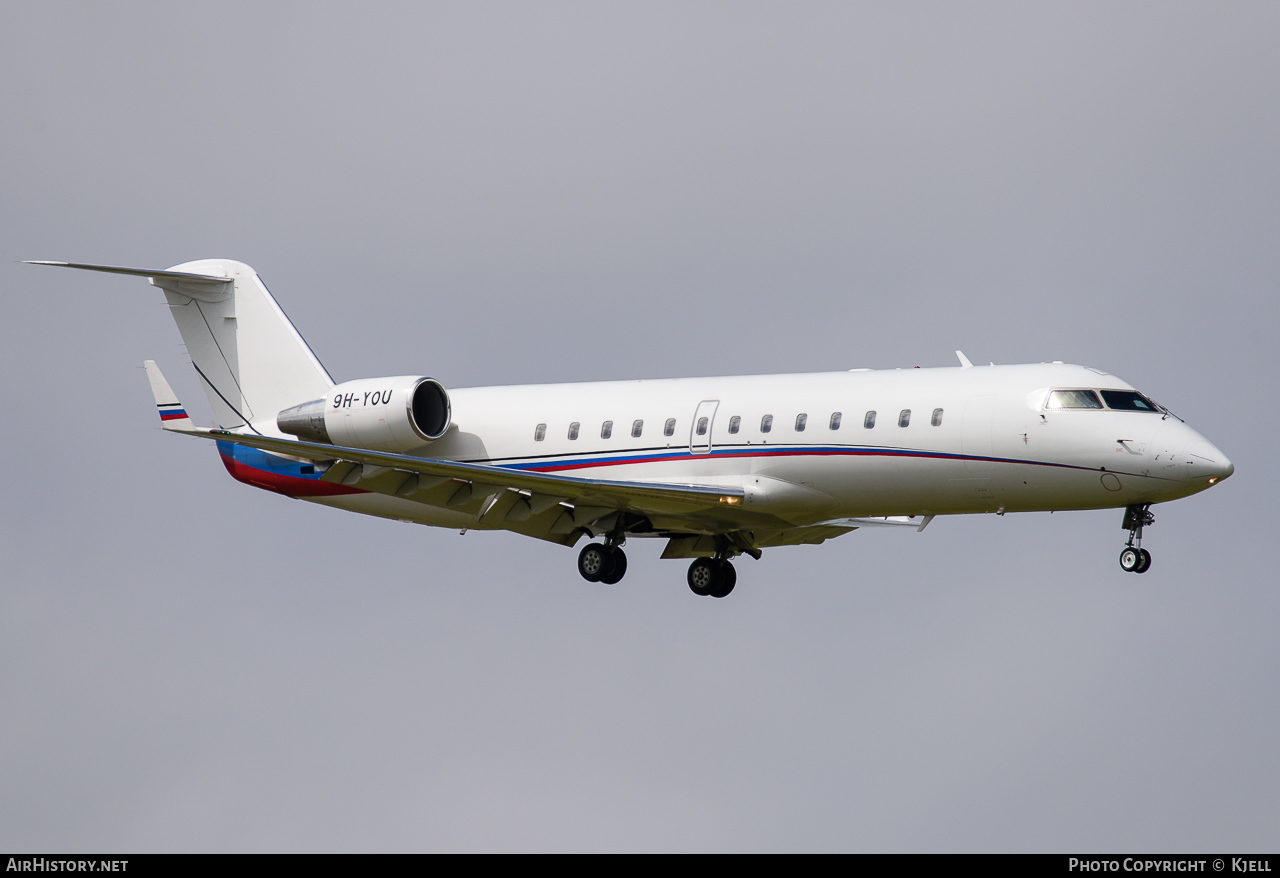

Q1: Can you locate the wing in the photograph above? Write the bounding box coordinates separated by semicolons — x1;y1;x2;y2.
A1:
175;423;785;545
200;426;743;506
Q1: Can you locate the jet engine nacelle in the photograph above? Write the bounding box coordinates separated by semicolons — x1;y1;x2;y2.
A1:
277;376;451;452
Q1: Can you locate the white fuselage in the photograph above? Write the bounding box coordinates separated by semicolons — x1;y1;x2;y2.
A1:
300;362;1232;533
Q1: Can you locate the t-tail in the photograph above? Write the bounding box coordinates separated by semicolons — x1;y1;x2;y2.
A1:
27;260;333;433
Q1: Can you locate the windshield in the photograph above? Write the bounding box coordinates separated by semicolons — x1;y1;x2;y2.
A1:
1099;390;1161;412
1043;387;1178;419
1046;389;1103;409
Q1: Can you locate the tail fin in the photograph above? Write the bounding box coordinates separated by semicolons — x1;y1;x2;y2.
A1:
29;259;333;432
143;359;197;432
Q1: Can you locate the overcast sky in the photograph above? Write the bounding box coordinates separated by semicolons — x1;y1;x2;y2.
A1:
2;2;1277;852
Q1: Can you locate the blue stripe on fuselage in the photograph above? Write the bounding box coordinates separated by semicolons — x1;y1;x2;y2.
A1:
216;441;320;479
490;444;1104;474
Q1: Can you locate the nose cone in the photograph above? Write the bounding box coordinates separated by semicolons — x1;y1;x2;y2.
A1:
1184;436;1234;485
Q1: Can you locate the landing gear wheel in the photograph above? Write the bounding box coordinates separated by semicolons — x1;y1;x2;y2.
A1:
1134;548;1152;574
708;561;736;598
687;558;717;596
600;547;628;584
578;543;614;583
1119;504;1156;575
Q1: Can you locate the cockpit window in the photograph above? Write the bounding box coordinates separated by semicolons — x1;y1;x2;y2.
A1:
1046;389;1103;410
1100;390;1160;413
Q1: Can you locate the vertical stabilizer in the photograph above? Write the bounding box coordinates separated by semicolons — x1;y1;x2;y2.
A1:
160;259;333;432
29;259;334;433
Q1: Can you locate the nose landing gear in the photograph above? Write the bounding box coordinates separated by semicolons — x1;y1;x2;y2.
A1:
1119;545;1151;573
1119;504;1154;574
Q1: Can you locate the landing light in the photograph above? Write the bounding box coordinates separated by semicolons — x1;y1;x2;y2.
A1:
1208;477;1218;485
720;496;741;505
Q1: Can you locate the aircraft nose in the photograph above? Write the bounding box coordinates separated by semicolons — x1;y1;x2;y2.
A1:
1184;436;1234;485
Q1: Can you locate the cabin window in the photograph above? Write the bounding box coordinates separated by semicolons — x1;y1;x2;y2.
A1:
1100;390;1160;412
728;415;741;434
696;417;709;436
601;420;613;439
795;413;807;432
631;419;643;438
761;414;773;433
931;408;944;427
829;412;842;430
664;418;676;437
864;411;876;429
534;423;546;441
1046;389;1103;410
898;409;911;428
568;421;580;440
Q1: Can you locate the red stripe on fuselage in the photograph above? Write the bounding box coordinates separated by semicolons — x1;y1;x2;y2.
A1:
522;447;951;473
218;453;367;497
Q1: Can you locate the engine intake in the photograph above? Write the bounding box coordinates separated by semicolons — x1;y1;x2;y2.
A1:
277;376;451;453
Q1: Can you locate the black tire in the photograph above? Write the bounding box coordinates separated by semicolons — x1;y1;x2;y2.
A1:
1119;546;1141;572
687;558;718;596
578;543;614;583
1134;548;1152;574
708;561;736;598
600;547;628;584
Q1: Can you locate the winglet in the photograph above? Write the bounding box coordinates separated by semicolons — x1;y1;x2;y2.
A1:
143;360;197;431
955;351;974;368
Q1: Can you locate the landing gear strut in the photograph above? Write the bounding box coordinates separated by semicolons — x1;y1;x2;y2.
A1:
577;541;628;585
687;557;736;598
1119;504;1154;574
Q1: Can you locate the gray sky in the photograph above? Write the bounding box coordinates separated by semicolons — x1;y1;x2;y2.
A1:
2;2;1277;852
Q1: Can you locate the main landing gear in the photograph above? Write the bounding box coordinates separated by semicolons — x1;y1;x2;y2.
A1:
576;539;743;597
1119;503;1154;574
687;557;736;598
578;541;628;585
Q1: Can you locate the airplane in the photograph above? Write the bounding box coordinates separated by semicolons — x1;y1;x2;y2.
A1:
28;258;1234;598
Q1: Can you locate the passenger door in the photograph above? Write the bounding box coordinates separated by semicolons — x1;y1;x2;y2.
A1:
689;400;719;454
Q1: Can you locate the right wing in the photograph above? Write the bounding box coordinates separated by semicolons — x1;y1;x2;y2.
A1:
198;426;783;544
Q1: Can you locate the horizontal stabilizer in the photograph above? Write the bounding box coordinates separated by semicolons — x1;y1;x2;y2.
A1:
143;360;196;431
25;261;233;299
